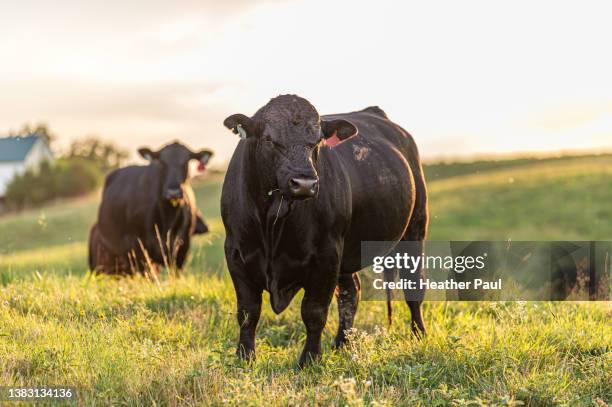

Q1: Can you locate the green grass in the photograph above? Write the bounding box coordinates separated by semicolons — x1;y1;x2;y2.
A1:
0;157;611;406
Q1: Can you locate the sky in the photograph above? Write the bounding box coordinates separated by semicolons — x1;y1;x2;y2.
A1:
1;0;611;166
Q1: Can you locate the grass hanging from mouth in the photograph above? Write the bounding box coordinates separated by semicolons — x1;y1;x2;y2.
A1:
273;195;284;226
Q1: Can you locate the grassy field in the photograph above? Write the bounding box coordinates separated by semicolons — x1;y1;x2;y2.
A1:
0;155;610;406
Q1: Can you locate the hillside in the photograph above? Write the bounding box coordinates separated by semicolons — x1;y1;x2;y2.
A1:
0;154;610;405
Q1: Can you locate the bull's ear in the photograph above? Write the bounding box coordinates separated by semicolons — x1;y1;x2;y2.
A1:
138;147;159;161
191;149;213;165
321;119;358;140
223;113;254;139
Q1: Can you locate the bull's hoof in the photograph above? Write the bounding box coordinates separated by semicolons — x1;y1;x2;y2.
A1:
332;336;347;350
236;345;255;361
411;323;426;340
297;350;321;368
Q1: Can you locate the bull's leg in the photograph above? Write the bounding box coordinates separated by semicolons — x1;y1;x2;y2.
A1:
175;240;190;270
399;241;426;337
235;282;262;360
402;166;428;337
299;289;334;368
333;273;361;349
402;224;428;338
88;224;116;275
226;247;263;360
299;265;340;367
407;294;426;337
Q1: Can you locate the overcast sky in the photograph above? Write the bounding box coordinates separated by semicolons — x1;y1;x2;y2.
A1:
1;0;611;165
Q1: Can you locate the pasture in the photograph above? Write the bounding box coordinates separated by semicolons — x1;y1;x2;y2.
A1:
0;154;611;406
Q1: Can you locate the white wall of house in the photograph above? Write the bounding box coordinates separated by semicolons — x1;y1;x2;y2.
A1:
0;138;53;197
0;162;24;196
24;138;54;167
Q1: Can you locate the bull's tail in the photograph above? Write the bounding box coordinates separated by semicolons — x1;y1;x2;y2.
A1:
383;268;396;326
386;293;393;326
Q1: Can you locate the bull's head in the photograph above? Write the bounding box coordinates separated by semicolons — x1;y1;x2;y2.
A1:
223;95;357;199
138;142;213;207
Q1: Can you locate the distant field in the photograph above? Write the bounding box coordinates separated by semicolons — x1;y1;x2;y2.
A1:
0;155;610;405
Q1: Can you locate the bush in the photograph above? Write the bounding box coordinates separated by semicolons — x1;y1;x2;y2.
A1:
55;158;102;197
4;158;102;210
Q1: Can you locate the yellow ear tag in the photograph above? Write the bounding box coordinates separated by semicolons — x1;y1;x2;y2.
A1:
170;199;179;207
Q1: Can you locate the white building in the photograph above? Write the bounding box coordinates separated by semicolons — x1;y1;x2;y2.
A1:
0;134;54;198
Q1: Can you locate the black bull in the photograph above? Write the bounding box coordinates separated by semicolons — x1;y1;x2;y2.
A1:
89;142;212;275
221;95;428;366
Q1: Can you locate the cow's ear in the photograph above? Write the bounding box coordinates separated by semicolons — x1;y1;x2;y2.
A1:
321;119;358;140
191;149;213;165
223;113;254;139
138;147;159;161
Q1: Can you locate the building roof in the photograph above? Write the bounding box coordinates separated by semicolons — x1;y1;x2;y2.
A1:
0;134;40;163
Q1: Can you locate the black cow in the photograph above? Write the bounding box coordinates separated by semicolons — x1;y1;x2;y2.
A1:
89;142;213;275
221;95;428;366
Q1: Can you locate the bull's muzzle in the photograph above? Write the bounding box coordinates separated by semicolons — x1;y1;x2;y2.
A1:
288;177;318;199
165;188;184;207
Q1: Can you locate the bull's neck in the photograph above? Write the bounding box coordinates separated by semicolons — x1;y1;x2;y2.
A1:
240;141;293;232
239;141;295;261
241;141;274;208
156;195;186;233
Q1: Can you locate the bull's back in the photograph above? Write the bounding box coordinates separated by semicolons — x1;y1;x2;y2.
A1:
322;109;417;272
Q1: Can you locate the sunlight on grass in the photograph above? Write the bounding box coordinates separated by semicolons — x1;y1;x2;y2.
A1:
0;242;87;275
0;157;610;405
1;274;609;405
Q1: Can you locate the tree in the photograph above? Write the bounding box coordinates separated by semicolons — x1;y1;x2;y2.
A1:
9;123;56;144
67;136;130;172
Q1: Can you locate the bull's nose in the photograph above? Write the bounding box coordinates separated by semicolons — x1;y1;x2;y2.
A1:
288;178;318;198
165;188;183;200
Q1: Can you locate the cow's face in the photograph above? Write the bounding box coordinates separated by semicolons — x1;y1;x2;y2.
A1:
138;142;213;206
224;95;357;199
